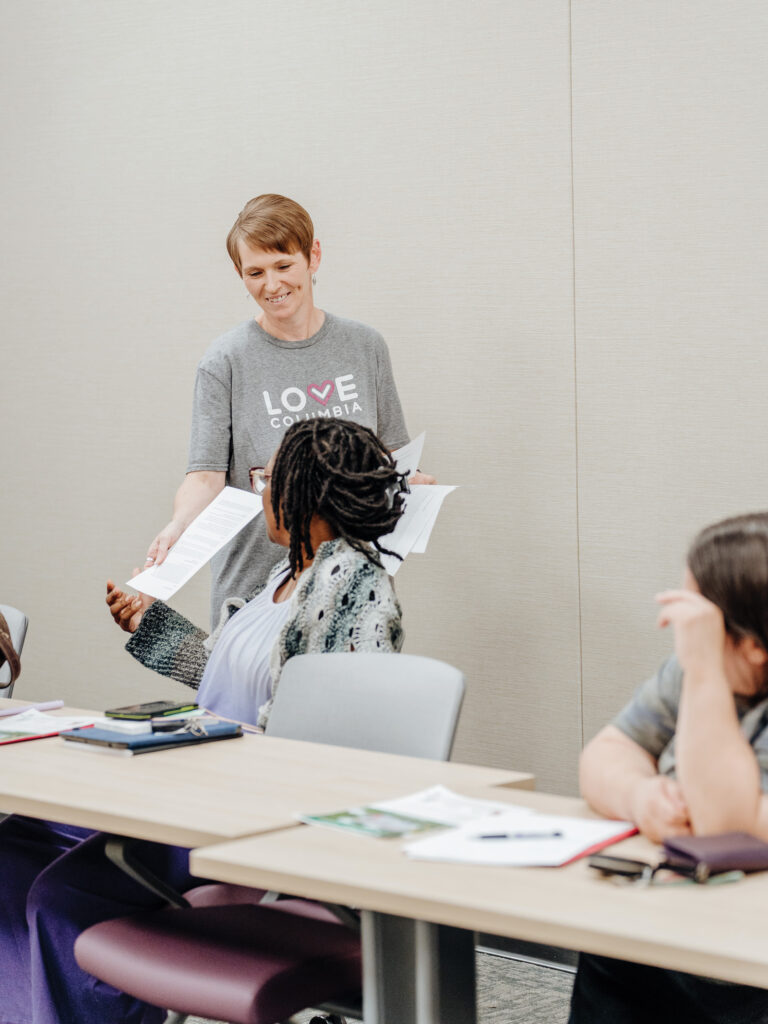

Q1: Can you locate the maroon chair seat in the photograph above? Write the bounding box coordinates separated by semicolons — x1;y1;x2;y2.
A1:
184;882;268;907
74;899;360;1024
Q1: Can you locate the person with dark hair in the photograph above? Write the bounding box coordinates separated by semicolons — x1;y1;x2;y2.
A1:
569;511;768;1024
110;418;406;726
0;419;406;1024
144;193;434;624
266;415;407;575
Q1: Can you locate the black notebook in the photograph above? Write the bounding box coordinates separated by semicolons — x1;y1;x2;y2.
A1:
59;721;242;755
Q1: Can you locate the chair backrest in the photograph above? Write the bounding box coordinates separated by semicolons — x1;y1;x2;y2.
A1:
265;652;464;761
0;605;28;695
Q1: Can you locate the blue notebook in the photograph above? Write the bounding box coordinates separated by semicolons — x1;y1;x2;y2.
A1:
59;721;242;755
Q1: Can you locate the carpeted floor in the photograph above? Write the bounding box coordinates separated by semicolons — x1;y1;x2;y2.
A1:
187;947;576;1024
476;950;574;1023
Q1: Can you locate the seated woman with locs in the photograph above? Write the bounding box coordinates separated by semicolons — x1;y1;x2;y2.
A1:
107;416;406;727
0;419;405;1024
570;511;768;1024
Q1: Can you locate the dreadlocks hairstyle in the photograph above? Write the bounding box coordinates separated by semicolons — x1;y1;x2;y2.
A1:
270;419;407;576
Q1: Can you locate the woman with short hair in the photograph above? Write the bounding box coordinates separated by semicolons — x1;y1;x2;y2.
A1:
146;193;433;622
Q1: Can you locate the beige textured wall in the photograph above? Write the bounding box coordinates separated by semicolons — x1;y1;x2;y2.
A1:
572;1;768;742
1;2;765;794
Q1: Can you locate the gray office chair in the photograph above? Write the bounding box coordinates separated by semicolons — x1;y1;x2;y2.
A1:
75;653;466;1024
0;605;28;696
266;652;465;759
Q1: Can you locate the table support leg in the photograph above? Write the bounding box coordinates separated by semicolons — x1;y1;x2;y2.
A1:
362;911;418;1023
416;921;476;1024
361;912;476;1024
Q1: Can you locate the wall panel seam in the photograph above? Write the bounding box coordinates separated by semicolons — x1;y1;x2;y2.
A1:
568;0;584;753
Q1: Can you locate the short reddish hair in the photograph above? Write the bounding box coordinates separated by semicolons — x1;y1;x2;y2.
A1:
226;194;314;272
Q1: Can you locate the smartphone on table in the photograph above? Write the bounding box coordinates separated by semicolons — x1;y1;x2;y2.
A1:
588;853;651;878
104;700;199;721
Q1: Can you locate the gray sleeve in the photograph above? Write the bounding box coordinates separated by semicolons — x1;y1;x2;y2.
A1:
750;726;768;792
612;655;682;759
125;602;210;690
737;699;768;792
187;366;232;473
374;336;410;450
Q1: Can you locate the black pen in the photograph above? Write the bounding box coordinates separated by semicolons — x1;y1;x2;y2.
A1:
476;830;564;840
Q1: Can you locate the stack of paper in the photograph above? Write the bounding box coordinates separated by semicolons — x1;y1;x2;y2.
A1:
404;808;636;867
372;785;522;825
0;709;96;745
301;785;636;866
300;785;524;838
380;434;457;575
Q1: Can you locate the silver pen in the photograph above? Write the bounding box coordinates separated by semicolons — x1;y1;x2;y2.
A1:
476;830;564;840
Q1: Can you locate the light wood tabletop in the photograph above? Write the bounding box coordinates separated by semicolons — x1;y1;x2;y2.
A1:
0;700;534;847
191;788;768;991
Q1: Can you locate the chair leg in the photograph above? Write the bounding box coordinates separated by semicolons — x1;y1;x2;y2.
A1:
104;836;190;908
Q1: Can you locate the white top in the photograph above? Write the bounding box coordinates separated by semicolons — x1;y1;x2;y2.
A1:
197;571;293;726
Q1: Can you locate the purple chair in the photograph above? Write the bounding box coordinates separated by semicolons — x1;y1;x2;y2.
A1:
74;653;465;1024
76;895;360;1024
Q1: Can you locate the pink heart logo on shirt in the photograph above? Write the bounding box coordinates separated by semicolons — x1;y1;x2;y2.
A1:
307;380;335;405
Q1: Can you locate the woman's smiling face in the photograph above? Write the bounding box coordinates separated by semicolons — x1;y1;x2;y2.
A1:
238;239;320;325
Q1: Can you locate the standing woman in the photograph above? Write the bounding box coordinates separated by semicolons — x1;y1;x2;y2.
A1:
146;194;433;621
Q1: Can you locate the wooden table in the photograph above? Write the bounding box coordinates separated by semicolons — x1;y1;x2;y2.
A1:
192;789;768;1024
0;698;535;1022
0;700;534;847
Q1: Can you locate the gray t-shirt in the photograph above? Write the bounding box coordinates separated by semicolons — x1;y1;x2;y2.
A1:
613;654;768;788
187;312;409;622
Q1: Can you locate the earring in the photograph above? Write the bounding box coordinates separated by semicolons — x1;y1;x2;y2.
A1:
312;274;317;286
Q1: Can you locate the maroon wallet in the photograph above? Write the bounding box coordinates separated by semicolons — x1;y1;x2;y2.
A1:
663;832;768;879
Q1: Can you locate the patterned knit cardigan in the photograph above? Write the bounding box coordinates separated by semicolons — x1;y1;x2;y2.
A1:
125;537;404;727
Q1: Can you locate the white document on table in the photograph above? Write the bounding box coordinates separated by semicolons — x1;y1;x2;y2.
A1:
404;809;636;867
0;709;97;743
371;785;536;827
128;487;263;601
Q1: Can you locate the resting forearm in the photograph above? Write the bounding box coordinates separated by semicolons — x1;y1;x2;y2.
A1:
580;728;657;820
676;673;762;834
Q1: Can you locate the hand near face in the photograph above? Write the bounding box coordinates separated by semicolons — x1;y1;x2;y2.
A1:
408;471;437;485
655;588;726;674
106;574;155;634
629;775;691;843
